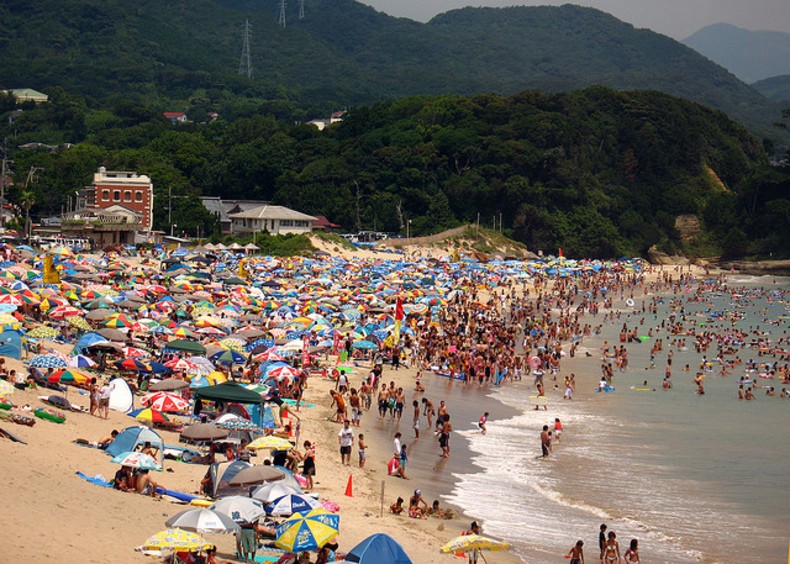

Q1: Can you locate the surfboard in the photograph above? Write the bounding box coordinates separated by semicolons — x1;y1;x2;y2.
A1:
530;395;548;407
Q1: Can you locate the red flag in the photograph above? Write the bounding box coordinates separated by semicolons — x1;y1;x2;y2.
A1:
558;247;564;258
394;297;404;321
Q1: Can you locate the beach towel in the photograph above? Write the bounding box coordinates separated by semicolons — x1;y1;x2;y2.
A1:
76;471;113;488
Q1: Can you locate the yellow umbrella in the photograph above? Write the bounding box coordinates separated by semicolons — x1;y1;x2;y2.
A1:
141;528;211;552
248;436;294;450
206;371;227;386
440;534;511;555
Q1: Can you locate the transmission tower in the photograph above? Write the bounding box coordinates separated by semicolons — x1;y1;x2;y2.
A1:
298;0;305;20
278;0;287;28
238;19;253;78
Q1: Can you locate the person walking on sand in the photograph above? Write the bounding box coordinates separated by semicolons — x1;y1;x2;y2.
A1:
439;415;452;458
358;433;367;468
413;400;421;438
338;420;354;466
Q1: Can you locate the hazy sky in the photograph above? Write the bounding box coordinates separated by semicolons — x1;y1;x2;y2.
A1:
361;0;790;40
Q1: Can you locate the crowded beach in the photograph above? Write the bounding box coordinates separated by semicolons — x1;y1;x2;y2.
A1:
0;240;787;563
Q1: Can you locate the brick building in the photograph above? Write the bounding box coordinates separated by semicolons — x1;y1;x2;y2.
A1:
88;167;154;231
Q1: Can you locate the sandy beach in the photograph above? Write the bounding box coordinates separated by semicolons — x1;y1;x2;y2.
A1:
6;239;772;564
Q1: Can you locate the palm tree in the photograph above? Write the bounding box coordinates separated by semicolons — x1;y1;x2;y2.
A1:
19;190;35;243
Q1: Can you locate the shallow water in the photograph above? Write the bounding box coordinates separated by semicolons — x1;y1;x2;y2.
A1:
445;275;789;563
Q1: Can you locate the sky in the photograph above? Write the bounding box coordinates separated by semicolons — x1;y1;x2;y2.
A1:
361;0;790;40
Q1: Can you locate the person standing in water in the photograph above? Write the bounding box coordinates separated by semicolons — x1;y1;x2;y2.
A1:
624;538;640;563
478;412;488;435
540;425;550;458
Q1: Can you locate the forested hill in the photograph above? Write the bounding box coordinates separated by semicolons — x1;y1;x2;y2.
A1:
0;0;782;138
6;86;788;259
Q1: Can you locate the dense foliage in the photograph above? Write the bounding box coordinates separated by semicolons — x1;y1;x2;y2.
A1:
3;86;788;259
0;0;785;142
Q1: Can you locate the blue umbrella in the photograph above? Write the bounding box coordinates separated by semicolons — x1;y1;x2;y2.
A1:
265;493;319;517
210;349;246;365
352;340;378;350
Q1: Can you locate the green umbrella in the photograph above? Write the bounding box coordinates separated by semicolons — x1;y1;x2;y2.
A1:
167;339;206;354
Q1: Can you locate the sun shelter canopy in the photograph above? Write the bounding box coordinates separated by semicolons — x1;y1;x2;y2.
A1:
105;426;164;465
195;382;263;404
344;533;414;563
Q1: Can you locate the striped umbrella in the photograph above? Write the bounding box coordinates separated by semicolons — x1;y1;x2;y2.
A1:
141;392;189;413
48;369;90;386
132;408;170;424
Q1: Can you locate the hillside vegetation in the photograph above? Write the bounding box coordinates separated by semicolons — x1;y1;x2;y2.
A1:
4;86;788;259
0;0;784;140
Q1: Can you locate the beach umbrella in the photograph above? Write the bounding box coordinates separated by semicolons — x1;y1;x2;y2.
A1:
227;465;285;487
274;507;339;552
67;316;92;331
210;348;246;365
439;535;511;556
47;369;90;386
248;436;294;451
164;508;240;534
149;379;189;392
180;424;229;443
141;392;189;413
27;326;61;340
265;365;301;380
0;379;15;396
141;528;211;553
253;348;286;362
250;482;302;504
164;358;197;372
209;496;266;525
110;451;161;471
167;339;206;355
266;493;320;517
116;358;152;372
48;305;83;319
68;354;96;368
97;327;126;342
29;354;68;369
133;408;170;424
205;371;227;386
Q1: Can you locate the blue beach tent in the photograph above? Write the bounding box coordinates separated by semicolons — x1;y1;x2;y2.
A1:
344;533;413;564
0;330;23;359
105;426;164;466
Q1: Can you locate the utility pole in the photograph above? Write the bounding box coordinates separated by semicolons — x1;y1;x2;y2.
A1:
499;212;503;233
298;0;305;19
353;180;361;232
239;19;253;78
0;139;12;230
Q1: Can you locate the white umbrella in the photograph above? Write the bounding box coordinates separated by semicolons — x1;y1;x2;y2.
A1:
110;451;161;471
250;482;302;503
210;496;266;524
165;508;240;534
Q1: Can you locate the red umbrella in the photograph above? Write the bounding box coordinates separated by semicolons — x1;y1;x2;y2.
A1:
141;391;189;413
254;348;286;362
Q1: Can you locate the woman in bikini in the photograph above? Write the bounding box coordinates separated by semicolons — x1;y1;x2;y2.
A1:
602;531;620;564
623;538;639;563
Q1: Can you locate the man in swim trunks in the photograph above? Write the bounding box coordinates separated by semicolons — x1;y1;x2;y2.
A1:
540;425;550;457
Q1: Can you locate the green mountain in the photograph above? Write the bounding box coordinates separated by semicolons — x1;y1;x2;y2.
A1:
752;75;790;104
0;0;782;137
683;23;790;83
5;86;787;259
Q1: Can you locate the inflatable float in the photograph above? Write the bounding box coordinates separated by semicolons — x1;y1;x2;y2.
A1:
34;407;66;423
594;386;616;393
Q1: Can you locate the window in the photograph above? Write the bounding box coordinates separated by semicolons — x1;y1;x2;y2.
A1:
113;190;120;202
124;190;132;202
135;191;143;202
102;190;110;201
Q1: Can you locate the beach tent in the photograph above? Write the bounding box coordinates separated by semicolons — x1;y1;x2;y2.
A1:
209;460;253;498
72;331;110;355
105;426;164;466
107;377;134;413
342;533;413;564
0;329;23;359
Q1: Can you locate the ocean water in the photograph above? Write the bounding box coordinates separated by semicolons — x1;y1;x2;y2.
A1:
445;275;789;563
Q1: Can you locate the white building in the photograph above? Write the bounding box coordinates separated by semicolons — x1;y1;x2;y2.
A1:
228;205;316;235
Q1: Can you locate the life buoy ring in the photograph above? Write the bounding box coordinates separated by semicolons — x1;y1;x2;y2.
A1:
626;298;635;307
34;407;66;424
553;290;560;297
